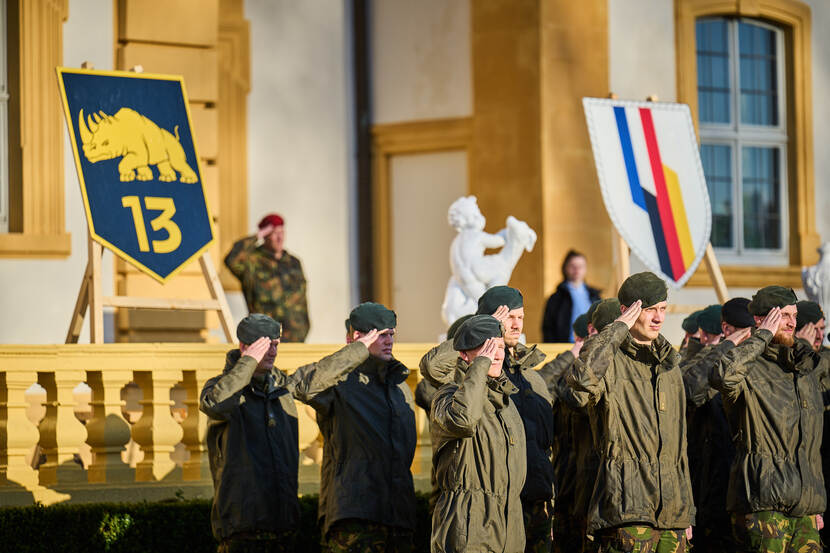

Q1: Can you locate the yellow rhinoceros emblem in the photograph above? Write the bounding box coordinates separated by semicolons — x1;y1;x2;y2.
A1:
78;107;198;183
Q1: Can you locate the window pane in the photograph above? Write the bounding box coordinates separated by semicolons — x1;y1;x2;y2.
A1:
701;144;734;248
742;146;781;249
739;21;778;126
696;19;731;124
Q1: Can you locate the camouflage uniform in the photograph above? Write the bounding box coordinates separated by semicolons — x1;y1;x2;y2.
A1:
596;526;688;553
731;511;822;553
224;236;310;342
323;519;413;553
217;530;294;553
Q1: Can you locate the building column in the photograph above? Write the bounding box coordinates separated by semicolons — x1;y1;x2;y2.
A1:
470;0;612;342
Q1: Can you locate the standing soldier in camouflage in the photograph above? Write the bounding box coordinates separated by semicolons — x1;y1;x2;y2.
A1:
225;213;310;342
569;272;694;553
681;298;753;553
430;315;527;552
712;286;828;553
301;302;417;553
200;314;380;553
476;286;553;553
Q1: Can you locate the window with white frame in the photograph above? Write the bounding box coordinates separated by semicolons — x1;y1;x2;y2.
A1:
696;17;787;264
0;0;8;233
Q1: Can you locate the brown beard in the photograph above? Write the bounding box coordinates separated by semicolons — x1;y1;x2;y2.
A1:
772;331;794;347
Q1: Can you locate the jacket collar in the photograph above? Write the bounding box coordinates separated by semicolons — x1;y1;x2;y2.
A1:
762;338;822;374
504;342;546;374
358;355;409;384
619;332;677;370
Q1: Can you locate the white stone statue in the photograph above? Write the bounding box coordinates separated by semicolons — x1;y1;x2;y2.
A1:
441;196;537;325
802;242;830;339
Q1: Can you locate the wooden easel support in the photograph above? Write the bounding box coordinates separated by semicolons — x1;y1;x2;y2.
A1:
66;234;234;344
611;229;729;313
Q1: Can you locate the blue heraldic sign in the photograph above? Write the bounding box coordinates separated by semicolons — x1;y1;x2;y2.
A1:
57;67;214;282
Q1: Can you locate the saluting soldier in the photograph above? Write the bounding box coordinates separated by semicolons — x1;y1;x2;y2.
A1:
200;314;379;552
711;287;828;553
568;272;694;553
430;315;527;553
303;302;417;553
681;298;753;553
476;286;553;553
224;213;310;342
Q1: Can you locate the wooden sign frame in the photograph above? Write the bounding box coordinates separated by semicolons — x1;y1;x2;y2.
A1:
66;231;234;343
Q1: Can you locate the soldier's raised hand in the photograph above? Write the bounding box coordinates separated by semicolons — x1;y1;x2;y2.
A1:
243;336;272;363
758;307;782;334
616;300;642;329
356;328;382;347
571;336;585;358
795;322;817;344
725;326;752;345
256;224;274;241
476;338;499;363
490;305;510;325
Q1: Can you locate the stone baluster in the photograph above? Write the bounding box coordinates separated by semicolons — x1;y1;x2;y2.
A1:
36;370;88;485
0;371;40;492
180;369;214;481
131;370;183;481
85;370;133;483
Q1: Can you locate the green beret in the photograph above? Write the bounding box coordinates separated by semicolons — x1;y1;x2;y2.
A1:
349;302;397;332
237;313;281;344
453;315;503;351
477;286;523;315
682;310;702;333
697;304;723;335
748;285;797;316
618;272;667;308
592;298;622;332
447;314;475;339
796;300;825;330
344;319;351;333
585;300;602;324
573;313;589;339
721;298;753;328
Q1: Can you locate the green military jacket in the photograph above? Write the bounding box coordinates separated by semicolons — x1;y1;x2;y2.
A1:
568;321;695;534
539;350;599;521
538;351;578;514
304;353;417;534
417;340;458;411
430;357;527;553
711;330;829;516
681;341;736;528
224;235;310;342
200;342;368;540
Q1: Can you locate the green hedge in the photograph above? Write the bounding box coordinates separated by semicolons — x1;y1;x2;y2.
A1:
0;493;432;553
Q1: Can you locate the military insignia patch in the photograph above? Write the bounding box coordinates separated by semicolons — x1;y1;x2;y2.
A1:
358;373;370;385
57;67;214;282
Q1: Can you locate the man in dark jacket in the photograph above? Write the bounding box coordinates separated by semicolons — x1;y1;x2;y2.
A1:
200;314;380;552
430;315;527;552
568;272;694;553
478;286;553;552
681;298;753;553
711;286;828;552
542;250;601;342
304;302;417;553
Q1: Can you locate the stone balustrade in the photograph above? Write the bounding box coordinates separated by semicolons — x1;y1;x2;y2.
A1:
0;342;569;505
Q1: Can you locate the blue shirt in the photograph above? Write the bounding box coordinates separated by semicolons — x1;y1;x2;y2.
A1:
566;282;592;342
